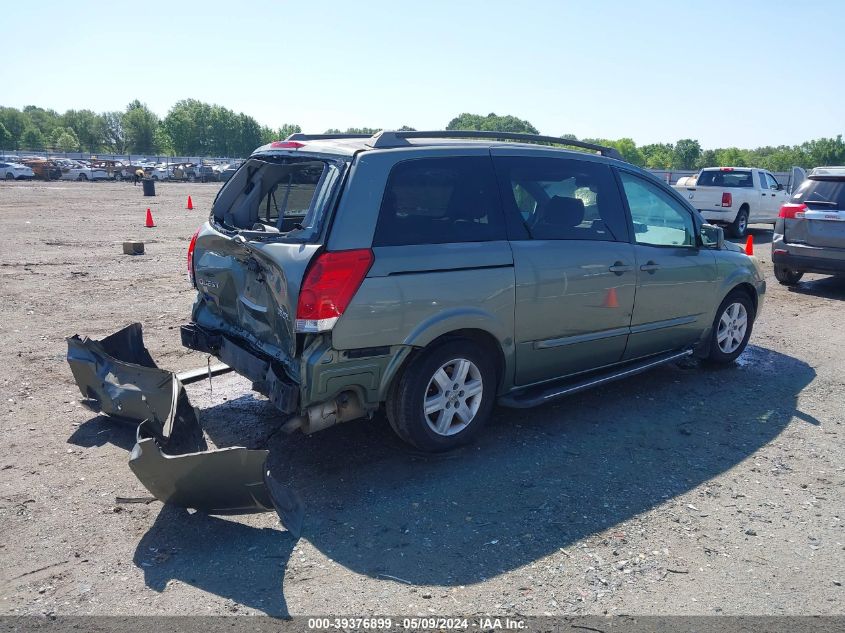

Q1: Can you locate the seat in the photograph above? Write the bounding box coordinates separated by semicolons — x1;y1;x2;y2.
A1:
531;196;591;239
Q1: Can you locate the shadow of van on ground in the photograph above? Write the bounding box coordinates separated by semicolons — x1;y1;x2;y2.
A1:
126;344;813;612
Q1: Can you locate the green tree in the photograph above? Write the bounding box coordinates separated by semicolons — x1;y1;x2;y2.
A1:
641;143;675;169
672;139;702;170
51;127;80;151
0;107;29;149
446;112;539;134
801;135;845;167
714;147;751;167
123;100;160;154
100;111;127;153
62;109;102;152
278;123;302;139
0;122;11;149
21;127;45;149
694;149;718;169
608;138;644;166
22;106;60;138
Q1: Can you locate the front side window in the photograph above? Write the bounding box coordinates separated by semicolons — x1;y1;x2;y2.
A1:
373;156;505;246
620;172;695;247
765;173;780;190
493;156;629;242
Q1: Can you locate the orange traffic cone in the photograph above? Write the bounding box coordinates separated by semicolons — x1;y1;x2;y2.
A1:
603;287;620;308
145;208;156;228
186;196;193;210
745;235;754;255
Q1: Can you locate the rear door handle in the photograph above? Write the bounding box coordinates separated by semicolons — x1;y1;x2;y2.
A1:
608;262;632;275
640;261;660;273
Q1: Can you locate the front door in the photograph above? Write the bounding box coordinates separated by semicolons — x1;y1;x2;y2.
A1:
492;151;637;386
616;170;719;360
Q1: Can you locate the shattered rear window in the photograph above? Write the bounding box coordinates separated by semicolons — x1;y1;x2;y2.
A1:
212;155;347;241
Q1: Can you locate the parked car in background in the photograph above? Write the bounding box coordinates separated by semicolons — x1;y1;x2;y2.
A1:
218;162;241;182
150;165;174;181
1;162;35;180
196;164;217;182
21;159;62;180
60;162;109;181
673;166;804;237
772;166;845;285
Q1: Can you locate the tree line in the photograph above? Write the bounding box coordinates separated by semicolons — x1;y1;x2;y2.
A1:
1;104;842;170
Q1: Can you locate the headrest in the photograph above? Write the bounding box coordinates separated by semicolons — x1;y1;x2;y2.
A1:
541;196;585;227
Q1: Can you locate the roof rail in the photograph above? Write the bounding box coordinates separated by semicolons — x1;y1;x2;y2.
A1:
285;133;373;141
367;130;624;161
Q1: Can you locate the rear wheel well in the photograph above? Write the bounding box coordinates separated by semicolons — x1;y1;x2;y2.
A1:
388;329;506;401
432;329;505;388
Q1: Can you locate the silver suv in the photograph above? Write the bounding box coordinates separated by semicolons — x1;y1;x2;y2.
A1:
180;130;766;452
772;166;845;285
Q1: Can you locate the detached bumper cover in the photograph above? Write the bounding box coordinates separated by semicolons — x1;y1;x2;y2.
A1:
129;436;303;534
66;323;302;535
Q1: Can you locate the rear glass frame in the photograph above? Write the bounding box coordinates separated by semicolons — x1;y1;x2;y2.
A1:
210;154;350;243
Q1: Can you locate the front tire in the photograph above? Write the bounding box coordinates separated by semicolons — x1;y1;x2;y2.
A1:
729;207;749;238
387;339;496;452
77;173;88;181
774;266;803;286
708;291;754;363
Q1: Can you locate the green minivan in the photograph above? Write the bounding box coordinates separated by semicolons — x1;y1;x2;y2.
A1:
180;130;765;452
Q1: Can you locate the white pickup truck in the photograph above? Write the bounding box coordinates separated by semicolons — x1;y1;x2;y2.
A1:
673;167;805;237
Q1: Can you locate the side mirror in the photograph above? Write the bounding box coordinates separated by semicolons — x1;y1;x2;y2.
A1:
776;183;784;191
700;224;724;249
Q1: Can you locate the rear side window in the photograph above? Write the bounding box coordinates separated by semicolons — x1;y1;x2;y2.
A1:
493;156;629;242
791;178;845;209
696;170;754;188
373;156;505;246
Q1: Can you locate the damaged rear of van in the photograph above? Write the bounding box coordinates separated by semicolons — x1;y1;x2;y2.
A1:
182;138;388;434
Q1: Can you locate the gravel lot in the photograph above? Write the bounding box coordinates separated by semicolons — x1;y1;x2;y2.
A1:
0;181;842;617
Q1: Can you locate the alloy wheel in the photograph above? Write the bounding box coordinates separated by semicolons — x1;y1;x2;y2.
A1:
423;358;483;436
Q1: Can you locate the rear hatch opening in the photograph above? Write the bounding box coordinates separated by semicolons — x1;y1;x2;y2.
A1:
211;154;347;239
189;152;351;401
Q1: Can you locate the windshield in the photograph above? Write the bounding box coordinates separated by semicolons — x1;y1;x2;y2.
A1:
211;155;347;241
696;170;753;188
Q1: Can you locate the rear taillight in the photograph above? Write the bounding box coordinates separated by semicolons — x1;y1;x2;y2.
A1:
779;202;807;219
296;249;374;333
187;227;200;287
721;192;732;207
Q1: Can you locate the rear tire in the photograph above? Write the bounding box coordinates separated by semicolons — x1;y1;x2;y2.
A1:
386;339;496;452
774;266;803;286
707;291;754;364
729;207;749;238
77;173;88;181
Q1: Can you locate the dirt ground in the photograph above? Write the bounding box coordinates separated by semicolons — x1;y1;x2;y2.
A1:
0;181;842;617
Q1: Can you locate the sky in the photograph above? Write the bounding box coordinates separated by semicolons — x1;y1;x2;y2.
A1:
1;0;843;149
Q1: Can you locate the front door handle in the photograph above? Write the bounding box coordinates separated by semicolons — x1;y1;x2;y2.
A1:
640;261;660;273
608;262;632;275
